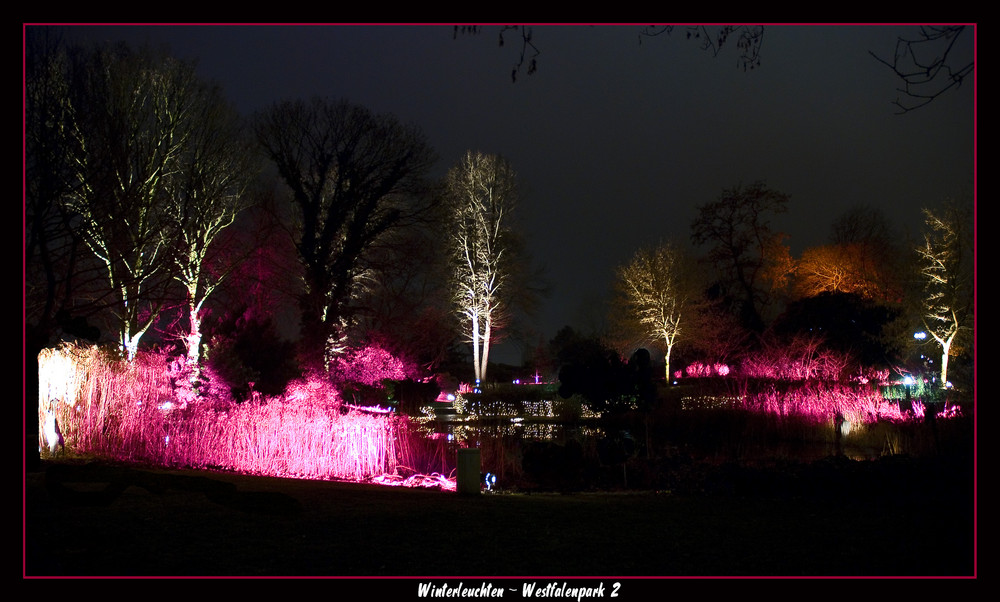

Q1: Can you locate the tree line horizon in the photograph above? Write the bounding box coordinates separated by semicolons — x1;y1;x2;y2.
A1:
26;33;974;396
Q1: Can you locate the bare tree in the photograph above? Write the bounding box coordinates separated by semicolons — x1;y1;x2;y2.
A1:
254;97;436;371
445;151;520;383
613;241;699;381
870;25;974;114
456;25;764;83
915;199;974;388
165;87;256;367
691;181;792;333
60;43;206;359
25;28;105;345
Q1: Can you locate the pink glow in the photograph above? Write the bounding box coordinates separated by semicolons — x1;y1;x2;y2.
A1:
741;383;925;423
371;472;457;491
37;344;454;489
685;362;731;378
329;344;417;387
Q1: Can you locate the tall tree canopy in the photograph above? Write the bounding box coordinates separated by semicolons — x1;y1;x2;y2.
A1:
691;181;793;334
254;97;436;370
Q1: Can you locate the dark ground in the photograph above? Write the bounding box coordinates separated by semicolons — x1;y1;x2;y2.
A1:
24;453;975;580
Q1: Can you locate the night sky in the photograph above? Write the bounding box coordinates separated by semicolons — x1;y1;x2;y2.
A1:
39;24;976;363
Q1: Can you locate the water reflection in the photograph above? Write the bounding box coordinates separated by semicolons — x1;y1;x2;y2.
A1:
420;416;607;445
401;397;895;488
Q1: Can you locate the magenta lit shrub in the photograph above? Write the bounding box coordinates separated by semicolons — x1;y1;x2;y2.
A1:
684;362;732;378
329;343;416;387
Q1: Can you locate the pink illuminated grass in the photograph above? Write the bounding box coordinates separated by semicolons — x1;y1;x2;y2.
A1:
741;382;922;424
37;344;451;486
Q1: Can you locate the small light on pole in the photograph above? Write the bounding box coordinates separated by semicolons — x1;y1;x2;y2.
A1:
901;375;914;415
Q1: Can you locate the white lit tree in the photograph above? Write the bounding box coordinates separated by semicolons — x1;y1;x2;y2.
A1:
915;200;974;388
166;89;255;368
445;151;519;383
613;241;699;381
61;44;204;360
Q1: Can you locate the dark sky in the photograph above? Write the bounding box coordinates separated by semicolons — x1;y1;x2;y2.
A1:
40;24;976;363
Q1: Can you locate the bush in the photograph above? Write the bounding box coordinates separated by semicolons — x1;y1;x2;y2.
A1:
330;344;418;387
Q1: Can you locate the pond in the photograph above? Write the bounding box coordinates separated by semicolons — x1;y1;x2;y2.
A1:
397;398;902;491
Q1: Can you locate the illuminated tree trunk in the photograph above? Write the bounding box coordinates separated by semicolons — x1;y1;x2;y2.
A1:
939;339;951;389
480;315;493;383
663;335;673;382
471;309;482;383
186;298;205;367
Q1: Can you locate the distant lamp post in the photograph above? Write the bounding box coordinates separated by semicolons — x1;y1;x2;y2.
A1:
901;375;914;415
913;331;927;340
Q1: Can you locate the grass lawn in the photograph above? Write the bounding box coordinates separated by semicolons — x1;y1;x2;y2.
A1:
25;455;974;578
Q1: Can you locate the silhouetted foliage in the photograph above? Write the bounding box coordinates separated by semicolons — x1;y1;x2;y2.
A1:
457;25;764;83
556;331;655;415
206;308;299;401
55;310;101;343
640;25;764;71
25;29;106;353
772;292;901;370
254;97;437;371
691;181;792;334
459;25;972;113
